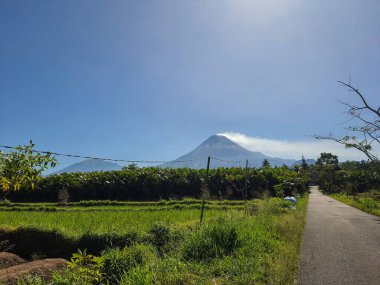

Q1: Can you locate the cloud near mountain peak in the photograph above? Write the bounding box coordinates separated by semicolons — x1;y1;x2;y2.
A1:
218;132;367;161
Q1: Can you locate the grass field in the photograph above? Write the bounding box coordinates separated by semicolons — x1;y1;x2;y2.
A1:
330;192;380;216
0;208;242;236
0;198;308;284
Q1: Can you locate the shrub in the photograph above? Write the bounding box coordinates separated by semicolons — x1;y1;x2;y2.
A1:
147;223;171;249
102;243;157;283
182;222;240;261
145;222;182;254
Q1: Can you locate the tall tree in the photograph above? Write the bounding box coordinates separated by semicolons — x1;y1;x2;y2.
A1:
300;155;309;170
261;158;271;168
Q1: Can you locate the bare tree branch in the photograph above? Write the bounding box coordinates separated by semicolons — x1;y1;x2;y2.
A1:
337;81;380;117
315;81;379;163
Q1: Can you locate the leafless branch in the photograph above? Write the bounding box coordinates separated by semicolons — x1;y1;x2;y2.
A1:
337;81;380;117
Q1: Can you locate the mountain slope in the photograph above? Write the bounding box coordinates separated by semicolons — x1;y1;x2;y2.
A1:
161;135;296;169
53;159;122;174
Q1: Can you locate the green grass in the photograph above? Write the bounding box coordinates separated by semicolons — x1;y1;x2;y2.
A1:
0;208;243;236
1;198;308;284
330;192;380;216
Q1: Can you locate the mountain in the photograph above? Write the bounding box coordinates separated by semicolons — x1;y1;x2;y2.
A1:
52;135;313;172
161;135;296;169
53;159;122;174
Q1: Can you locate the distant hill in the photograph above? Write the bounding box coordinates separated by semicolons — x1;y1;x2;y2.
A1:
53;159;122;174
161;135;297;169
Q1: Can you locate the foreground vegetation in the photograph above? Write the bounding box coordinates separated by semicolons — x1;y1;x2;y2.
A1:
330;192;380;216
1;197;307;284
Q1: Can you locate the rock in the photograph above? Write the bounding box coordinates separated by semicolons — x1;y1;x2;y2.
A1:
0;252;26;269
0;258;67;284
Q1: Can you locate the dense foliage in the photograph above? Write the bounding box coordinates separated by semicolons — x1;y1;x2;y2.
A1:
8;166;310;202
0;141;56;197
315;160;380;194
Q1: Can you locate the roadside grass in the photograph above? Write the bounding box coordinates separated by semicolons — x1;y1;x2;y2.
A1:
330;192;380;216
1;197;308;284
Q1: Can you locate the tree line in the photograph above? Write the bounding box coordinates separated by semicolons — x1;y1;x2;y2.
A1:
6;165;310;202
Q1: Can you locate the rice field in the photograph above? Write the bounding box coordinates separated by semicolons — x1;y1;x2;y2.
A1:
0;207;243;236
0;198;308;284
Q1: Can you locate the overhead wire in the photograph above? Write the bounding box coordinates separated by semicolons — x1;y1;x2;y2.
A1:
210;156;243;163
0;145;205;164
0;145;255;167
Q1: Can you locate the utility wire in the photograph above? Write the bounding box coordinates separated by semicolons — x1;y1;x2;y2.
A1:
210;156;243;163
0;145;205;164
0;145;252;166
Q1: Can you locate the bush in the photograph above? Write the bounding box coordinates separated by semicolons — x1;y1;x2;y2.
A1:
102;244;157;283
182;222;240;261
145;223;183;254
147;223;171;249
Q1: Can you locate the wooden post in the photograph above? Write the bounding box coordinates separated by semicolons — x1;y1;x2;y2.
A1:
200;156;211;224
245;159;248;199
244;159;248;214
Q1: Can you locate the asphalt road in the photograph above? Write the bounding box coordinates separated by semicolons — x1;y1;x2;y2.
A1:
297;186;380;285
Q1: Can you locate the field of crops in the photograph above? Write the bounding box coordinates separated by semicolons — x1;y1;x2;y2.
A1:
0;198;308;284
0;205;244;237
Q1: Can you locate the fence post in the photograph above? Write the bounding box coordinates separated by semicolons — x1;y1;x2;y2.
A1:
244;159;249;214
200;156;211;224
245;160;249;199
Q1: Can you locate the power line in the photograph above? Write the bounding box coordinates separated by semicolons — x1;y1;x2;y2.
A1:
210;156;243;164
0;145;253;167
0;145;205;164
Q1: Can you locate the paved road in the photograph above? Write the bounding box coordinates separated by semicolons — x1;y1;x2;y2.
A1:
297;186;380;285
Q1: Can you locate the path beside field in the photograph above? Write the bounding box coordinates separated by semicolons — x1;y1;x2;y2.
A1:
297;186;380;285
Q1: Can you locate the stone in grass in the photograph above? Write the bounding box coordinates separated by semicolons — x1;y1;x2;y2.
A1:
0;252;26;269
0;258;67;285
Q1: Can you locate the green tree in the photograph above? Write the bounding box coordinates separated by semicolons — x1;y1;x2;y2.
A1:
316;152;339;166
261;159;271;168
122;163;138;171
315;153;340;193
300;155;309;170
0;141;57;199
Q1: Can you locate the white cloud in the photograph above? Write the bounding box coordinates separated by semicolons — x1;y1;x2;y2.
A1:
218;132;369;161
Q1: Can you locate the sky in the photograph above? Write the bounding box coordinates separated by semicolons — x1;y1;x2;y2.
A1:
1;0;379;170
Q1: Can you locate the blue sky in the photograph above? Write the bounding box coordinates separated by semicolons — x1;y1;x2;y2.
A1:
1;0;379;170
